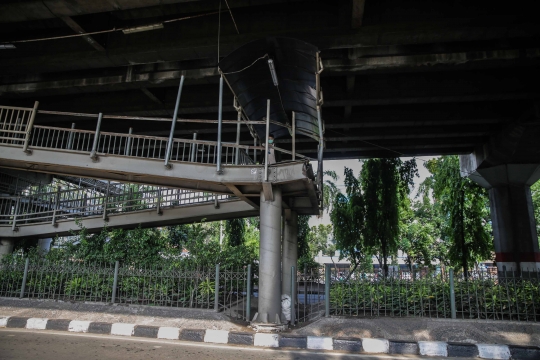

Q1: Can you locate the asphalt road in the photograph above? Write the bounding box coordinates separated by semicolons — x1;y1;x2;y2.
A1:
0;329;472;360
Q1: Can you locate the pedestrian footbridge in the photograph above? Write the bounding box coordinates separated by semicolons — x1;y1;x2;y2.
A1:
0;103;321;241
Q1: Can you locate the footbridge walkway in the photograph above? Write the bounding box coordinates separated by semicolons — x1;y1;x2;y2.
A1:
0;103;321;235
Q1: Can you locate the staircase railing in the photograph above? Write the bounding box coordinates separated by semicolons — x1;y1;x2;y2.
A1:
1;182;233;229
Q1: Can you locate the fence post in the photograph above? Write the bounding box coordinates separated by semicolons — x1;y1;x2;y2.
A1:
22;101;39;154
111;260;119;304
51;186;61;226
156;187;162;215
125;127;133;156
164;75;185;169
214;264;220;312
67;123;75;150
449;268;456;319
102;181;110;221
216;75;224;174
89;112;103;161
292;111;296;161
325;264;331;317
19;257;30;298
264;99;270;181
190;133;197;162
291;265;296;324
234;99;242;165
11;197;20;231
246;264;252;322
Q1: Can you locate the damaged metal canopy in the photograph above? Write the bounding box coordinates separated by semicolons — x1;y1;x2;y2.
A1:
219;37;322;141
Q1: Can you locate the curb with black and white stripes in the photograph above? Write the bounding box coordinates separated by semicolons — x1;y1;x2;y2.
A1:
1;316;538;359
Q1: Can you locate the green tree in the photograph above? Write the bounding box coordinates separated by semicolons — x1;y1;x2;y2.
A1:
330;167;371;277
422;156;492;275
297;214;311;258
225;218;245;246
308;224;336;266
361;158;418;275
399;197;437;271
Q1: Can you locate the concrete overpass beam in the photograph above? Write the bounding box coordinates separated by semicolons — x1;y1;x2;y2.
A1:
255;185;282;324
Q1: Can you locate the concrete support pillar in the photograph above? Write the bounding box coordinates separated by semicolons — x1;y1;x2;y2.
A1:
490;185;540;272
282;211;298;296
38;238;52;255
0;239;16;256
256;186;282;324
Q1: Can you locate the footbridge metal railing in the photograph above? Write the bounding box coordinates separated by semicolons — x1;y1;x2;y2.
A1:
0;103;309;168
0;181;233;231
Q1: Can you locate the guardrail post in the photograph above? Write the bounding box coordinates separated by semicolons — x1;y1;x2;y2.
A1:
67;123;75;150
102;181;110;221
253;138;257;163
214;263;220;312
325;264;331;317
264;99;270;181
216;75;224;174
292;111;296;161
11;197;20;231
449;268;456;319
164;75;185;169
19;257;30;298
156;187;162;215
89;112;103;161
190;133;197;162
291;265;296;324
246;264;252;322
125;127;133;156
235;100;241;165
22;101;39;154
51;186;61;227
111;260;119;303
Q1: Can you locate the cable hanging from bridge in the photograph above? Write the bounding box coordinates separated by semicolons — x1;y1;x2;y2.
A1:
1;11;225;45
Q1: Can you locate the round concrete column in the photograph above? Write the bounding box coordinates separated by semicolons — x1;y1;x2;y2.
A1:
38;238;53;255
256;186;282;324
0;239;16;256
490;185;540;273
282;211;298;296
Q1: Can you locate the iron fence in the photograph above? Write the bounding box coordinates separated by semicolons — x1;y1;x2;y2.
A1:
0;256;248;311
327;265;540;322
294;266;326;324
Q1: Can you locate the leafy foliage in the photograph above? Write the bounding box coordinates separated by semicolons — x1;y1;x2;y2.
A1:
330;167;370;276
297;214;311;259
531;181;540;237
225;218;245;247
421;156;492;274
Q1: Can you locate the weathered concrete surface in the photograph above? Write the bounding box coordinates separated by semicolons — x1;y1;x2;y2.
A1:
292;317;540;346
0;298;246;332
